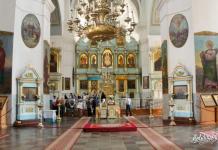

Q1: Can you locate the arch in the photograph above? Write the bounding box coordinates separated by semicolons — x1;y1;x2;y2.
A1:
130;0;140;19
51;0;62;35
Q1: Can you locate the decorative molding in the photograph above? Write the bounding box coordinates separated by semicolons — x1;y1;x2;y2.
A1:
44;0;55;13
151;0;160;26
157;0;169;12
194;31;218;36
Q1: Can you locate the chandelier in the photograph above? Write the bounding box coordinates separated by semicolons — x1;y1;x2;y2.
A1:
67;0;137;42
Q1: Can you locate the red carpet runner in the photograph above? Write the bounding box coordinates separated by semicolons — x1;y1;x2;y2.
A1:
83;122;137;132
46;117;90;150
125;116;182;150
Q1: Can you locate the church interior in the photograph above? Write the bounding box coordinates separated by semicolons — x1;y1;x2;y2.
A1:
1;0;218;149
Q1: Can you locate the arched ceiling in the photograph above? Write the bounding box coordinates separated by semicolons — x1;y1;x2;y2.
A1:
50;0;160;39
71;0;141;41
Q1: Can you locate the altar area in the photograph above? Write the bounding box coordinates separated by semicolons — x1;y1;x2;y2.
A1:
96;97;121;119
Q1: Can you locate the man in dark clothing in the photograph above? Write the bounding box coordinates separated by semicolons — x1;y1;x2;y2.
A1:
92;97;97;116
101;91;106;102
86;99;92;116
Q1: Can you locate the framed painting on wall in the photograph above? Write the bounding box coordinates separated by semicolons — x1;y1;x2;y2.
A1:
118;54;124;68
169;14;189;48
173;85;187;99
194;31;218;93
65;78;70;90
161;40;168;94
43;40;50;94
102;49;113;67
143;76;149;89
91;54;97;67
200;94;216;107
0;31;13;94
127;53;135;68
80;53;89;68
21;14;40;48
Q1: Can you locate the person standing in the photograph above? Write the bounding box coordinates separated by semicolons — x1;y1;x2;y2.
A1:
125;95;132;116
101;91;106;103
86;99;92;116
92;96;97;116
0;40;6;85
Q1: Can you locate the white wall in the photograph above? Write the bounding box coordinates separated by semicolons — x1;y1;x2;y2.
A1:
0;0;16;32
192;0;218;33
10;0;54;124
159;0;196;120
51;0;75;95
191;0;218;121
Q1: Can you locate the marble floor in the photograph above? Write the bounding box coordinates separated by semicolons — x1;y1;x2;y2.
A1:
136;116;218;150
73;132;153;150
0;117;79;150
1;116;218;150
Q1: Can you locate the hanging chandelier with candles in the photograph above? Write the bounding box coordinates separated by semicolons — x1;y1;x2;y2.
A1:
67;0;137;42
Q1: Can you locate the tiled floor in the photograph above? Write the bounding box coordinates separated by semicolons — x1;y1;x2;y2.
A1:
1;116;218;150
73;132;154;150
73;118;154;150
0;117;79;150
136;116;218;150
